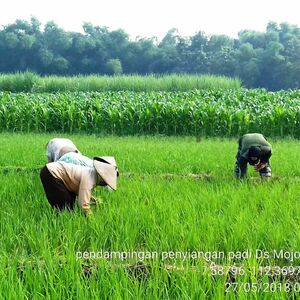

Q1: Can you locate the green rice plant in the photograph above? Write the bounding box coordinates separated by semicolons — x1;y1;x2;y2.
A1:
0;134;300;298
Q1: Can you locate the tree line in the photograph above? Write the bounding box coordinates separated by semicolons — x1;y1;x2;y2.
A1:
1;18;300;90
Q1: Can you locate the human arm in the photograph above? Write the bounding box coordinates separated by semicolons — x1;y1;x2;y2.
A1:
78;187;92;216
237;156;248;179
235;138;248;179
260;148;272;164
254;148;271;171
77;170;96;216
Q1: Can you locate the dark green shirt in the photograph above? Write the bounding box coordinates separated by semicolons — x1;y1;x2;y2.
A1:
239;133;272;162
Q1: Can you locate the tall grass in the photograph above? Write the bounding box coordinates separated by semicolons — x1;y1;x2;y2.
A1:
0;72;39;92
0;72;241;92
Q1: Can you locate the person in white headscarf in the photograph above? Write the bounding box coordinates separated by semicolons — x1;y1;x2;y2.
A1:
46;138;80;162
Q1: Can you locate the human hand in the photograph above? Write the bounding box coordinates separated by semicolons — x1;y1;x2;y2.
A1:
90;196;97;205
84;209;93;218
254;163;266;171
90;196;103;205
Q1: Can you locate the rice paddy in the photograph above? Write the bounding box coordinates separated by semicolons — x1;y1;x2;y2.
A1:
1;133;300;299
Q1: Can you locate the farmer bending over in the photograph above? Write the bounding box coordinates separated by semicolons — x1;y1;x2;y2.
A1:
234;133;272;179
40;156;118;216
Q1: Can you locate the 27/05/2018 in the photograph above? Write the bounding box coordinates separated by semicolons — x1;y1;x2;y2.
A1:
225;282;300;293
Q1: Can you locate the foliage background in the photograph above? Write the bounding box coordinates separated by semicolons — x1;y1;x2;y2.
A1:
1;18;300;90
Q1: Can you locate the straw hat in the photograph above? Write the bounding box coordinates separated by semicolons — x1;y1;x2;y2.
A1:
93;156;118;191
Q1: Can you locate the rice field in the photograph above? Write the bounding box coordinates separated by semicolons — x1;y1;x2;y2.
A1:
1;133;300;299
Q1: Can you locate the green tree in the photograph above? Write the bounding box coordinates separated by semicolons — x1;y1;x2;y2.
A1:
106;58;123;75
235;43;261;87
153;29;179;73
188;31;209;73
207;35;235;76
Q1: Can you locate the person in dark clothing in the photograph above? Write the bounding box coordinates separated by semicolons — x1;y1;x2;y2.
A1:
234;133;272;179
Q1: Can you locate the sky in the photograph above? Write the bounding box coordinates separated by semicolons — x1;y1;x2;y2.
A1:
0;0;299;40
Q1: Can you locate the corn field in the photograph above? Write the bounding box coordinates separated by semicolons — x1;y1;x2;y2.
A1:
0;89;299;137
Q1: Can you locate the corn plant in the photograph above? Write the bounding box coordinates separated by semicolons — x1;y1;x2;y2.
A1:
0;89;300;137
